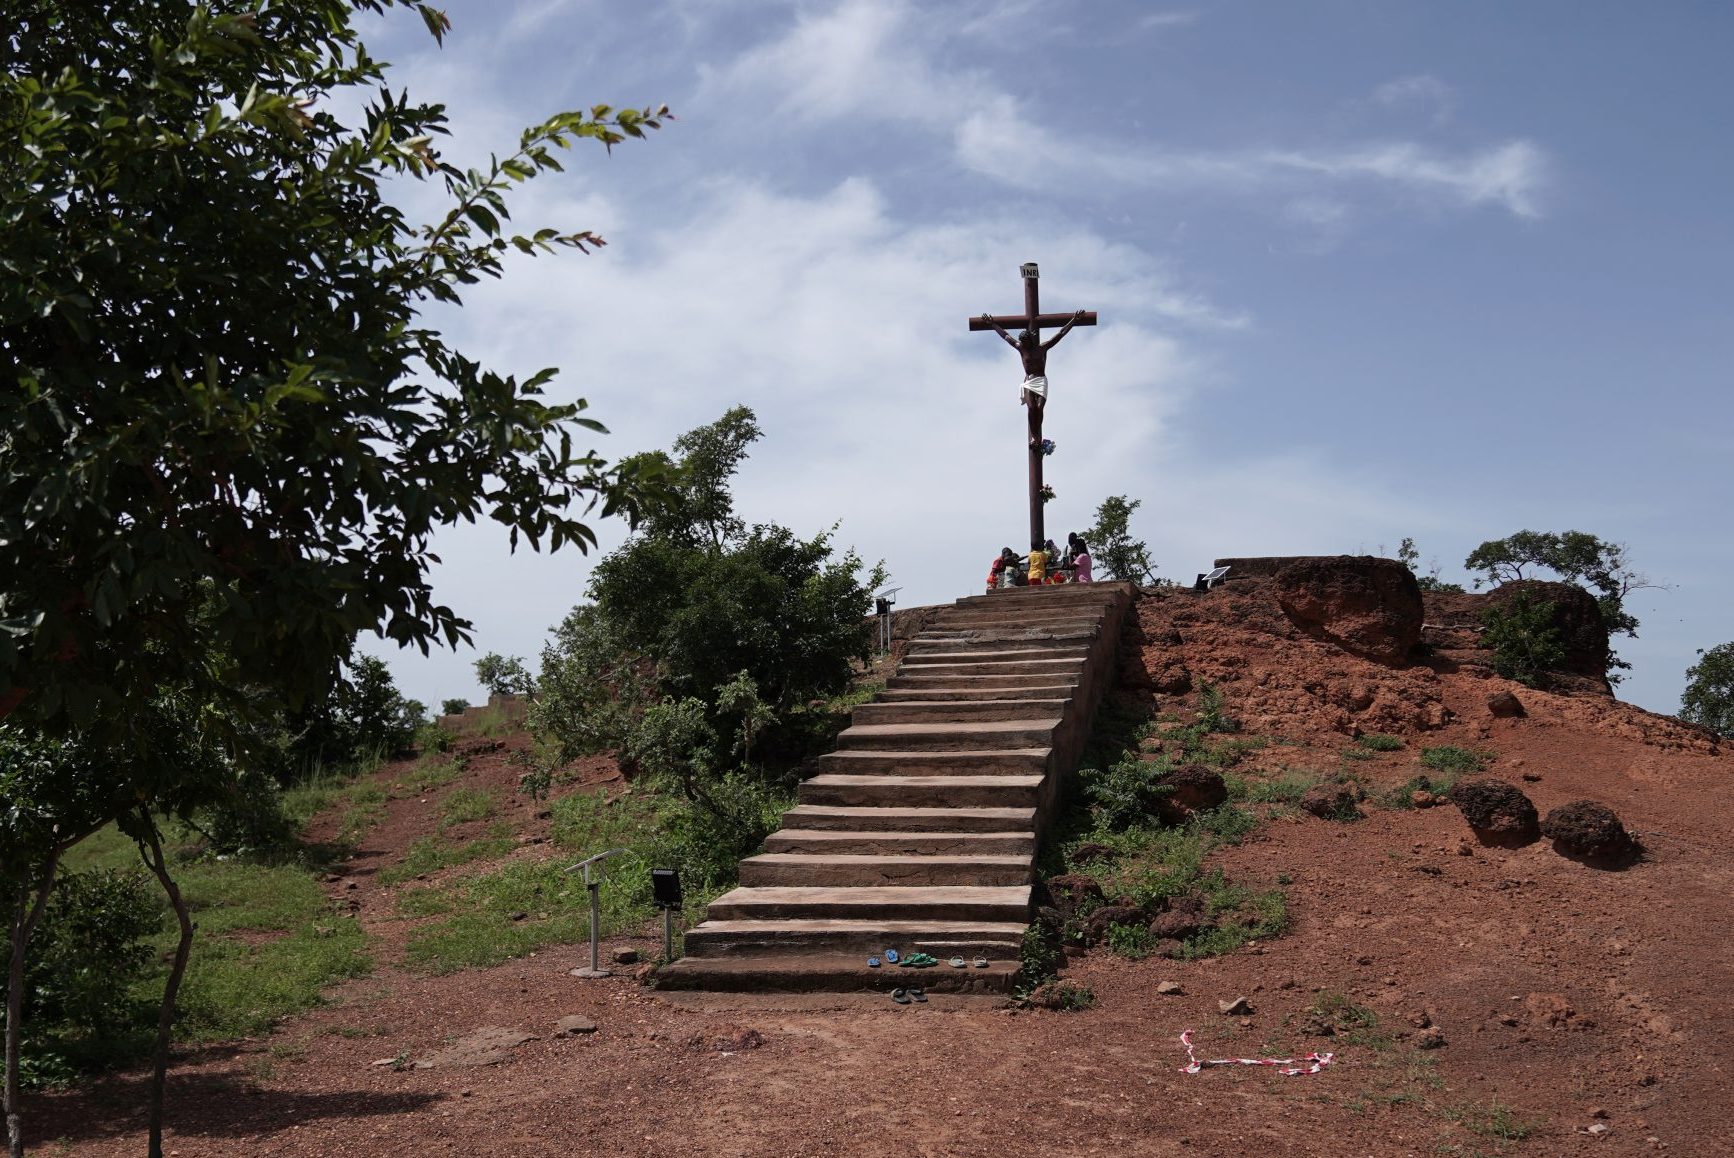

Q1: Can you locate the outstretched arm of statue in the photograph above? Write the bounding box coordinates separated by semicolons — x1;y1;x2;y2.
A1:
981;313;1018;347
1041;309;1087;350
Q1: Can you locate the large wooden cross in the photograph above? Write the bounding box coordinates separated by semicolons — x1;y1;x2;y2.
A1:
969;262;1097;550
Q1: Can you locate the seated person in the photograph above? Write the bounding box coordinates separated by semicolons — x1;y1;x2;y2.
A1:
1025;542;1047;584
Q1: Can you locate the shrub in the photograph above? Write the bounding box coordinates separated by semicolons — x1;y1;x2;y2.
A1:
21;869;163;1082
1680;642;1734;736
1018;923;1065;990
440;698;470;717
1480;593;1566;687
1081;753;1172;832
1105;921;1152;959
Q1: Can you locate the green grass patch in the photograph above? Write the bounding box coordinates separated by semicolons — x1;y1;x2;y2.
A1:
400;784;749;974
1199;735;1268;768
1341;746;1379;762
1179;882;1287;959
405;755;464;794
59;824;372;1049
1227;768;1327;807
1356;733;1405;751
1444;1098;1536;1143
378;828;517;885
439;786;497;828
1419;746;1491;775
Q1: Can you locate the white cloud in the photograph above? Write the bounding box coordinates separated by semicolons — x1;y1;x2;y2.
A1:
1137;10;1199;31
366;173;1223;705
711;0;1546;219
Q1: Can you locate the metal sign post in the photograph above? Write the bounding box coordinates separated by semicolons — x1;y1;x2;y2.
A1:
873;587;901;656
651;868;683;964
564;848;626;978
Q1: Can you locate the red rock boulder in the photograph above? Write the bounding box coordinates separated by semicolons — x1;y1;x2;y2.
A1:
1272;556;1423;665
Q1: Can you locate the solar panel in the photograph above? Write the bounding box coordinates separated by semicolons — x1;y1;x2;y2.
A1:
1203;566;1231;589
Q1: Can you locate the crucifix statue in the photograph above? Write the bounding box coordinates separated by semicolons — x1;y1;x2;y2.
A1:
969;262;1097;550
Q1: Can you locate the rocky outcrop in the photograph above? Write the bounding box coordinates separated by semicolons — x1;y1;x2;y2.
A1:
1423;581;1612;694
1158;763;1229;822
1541;800;1639;865
1270;556;1424;665
1447;778;1541;847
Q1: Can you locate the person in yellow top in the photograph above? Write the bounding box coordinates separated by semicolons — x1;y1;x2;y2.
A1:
1025;540;1048;584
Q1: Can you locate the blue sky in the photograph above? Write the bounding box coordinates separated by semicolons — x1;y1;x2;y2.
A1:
356;0;1733;718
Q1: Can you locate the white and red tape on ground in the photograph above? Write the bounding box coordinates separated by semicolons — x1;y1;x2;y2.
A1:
1178;1029;1334;1076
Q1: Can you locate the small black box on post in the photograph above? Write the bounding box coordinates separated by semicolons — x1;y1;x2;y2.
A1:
651;868;683;910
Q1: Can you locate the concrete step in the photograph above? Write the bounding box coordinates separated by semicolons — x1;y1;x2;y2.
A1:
654;952;1021;993
682;917;1026;958
798;774;1043;808
707;884;1031;922
852;698;1072;726
901;646;1091;667
931;620;1101;637
938;606;1104;624
954;588;1126;610
894;657;1088;678
762;829;1035;855
813;749;1049;778
885;671;1080;690
908;629;1097;650
836;719;1061;752
876;684;1077;702
781;805;1036;832
738;852;1032;888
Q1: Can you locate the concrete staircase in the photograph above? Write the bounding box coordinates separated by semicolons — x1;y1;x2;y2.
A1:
654;581;1135;994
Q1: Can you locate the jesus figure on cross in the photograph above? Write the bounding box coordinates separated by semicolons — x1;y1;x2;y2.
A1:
968;263;1097;548
977;310;1089;408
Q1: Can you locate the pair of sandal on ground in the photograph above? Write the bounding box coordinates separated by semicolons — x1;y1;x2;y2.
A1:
868;948;989;969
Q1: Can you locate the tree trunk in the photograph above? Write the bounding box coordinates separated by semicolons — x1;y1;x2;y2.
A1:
5;851;61;1158
135;815;193;1158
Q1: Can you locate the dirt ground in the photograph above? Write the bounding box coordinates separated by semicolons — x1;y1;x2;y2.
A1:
26;589;1734;1157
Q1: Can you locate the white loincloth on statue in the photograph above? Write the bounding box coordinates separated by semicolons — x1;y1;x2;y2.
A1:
1021;375;1048;403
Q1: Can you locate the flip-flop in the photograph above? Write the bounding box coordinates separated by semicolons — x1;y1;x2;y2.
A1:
892;989;912;1004
973;957;989;968
909;988;927;1003
884;948;900;964
868;956;880;968
948;957;966;968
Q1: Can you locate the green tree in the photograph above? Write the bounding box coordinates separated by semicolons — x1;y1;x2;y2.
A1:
1680;643;1734;737
1085;495;1157;584
474;653;535;698
1;2;664;1151
1479;593;1568;688
531;408;884;793
1465;530;1659;681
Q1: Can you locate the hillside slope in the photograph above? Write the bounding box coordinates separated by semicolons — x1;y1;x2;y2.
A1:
28;565;1734;1156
